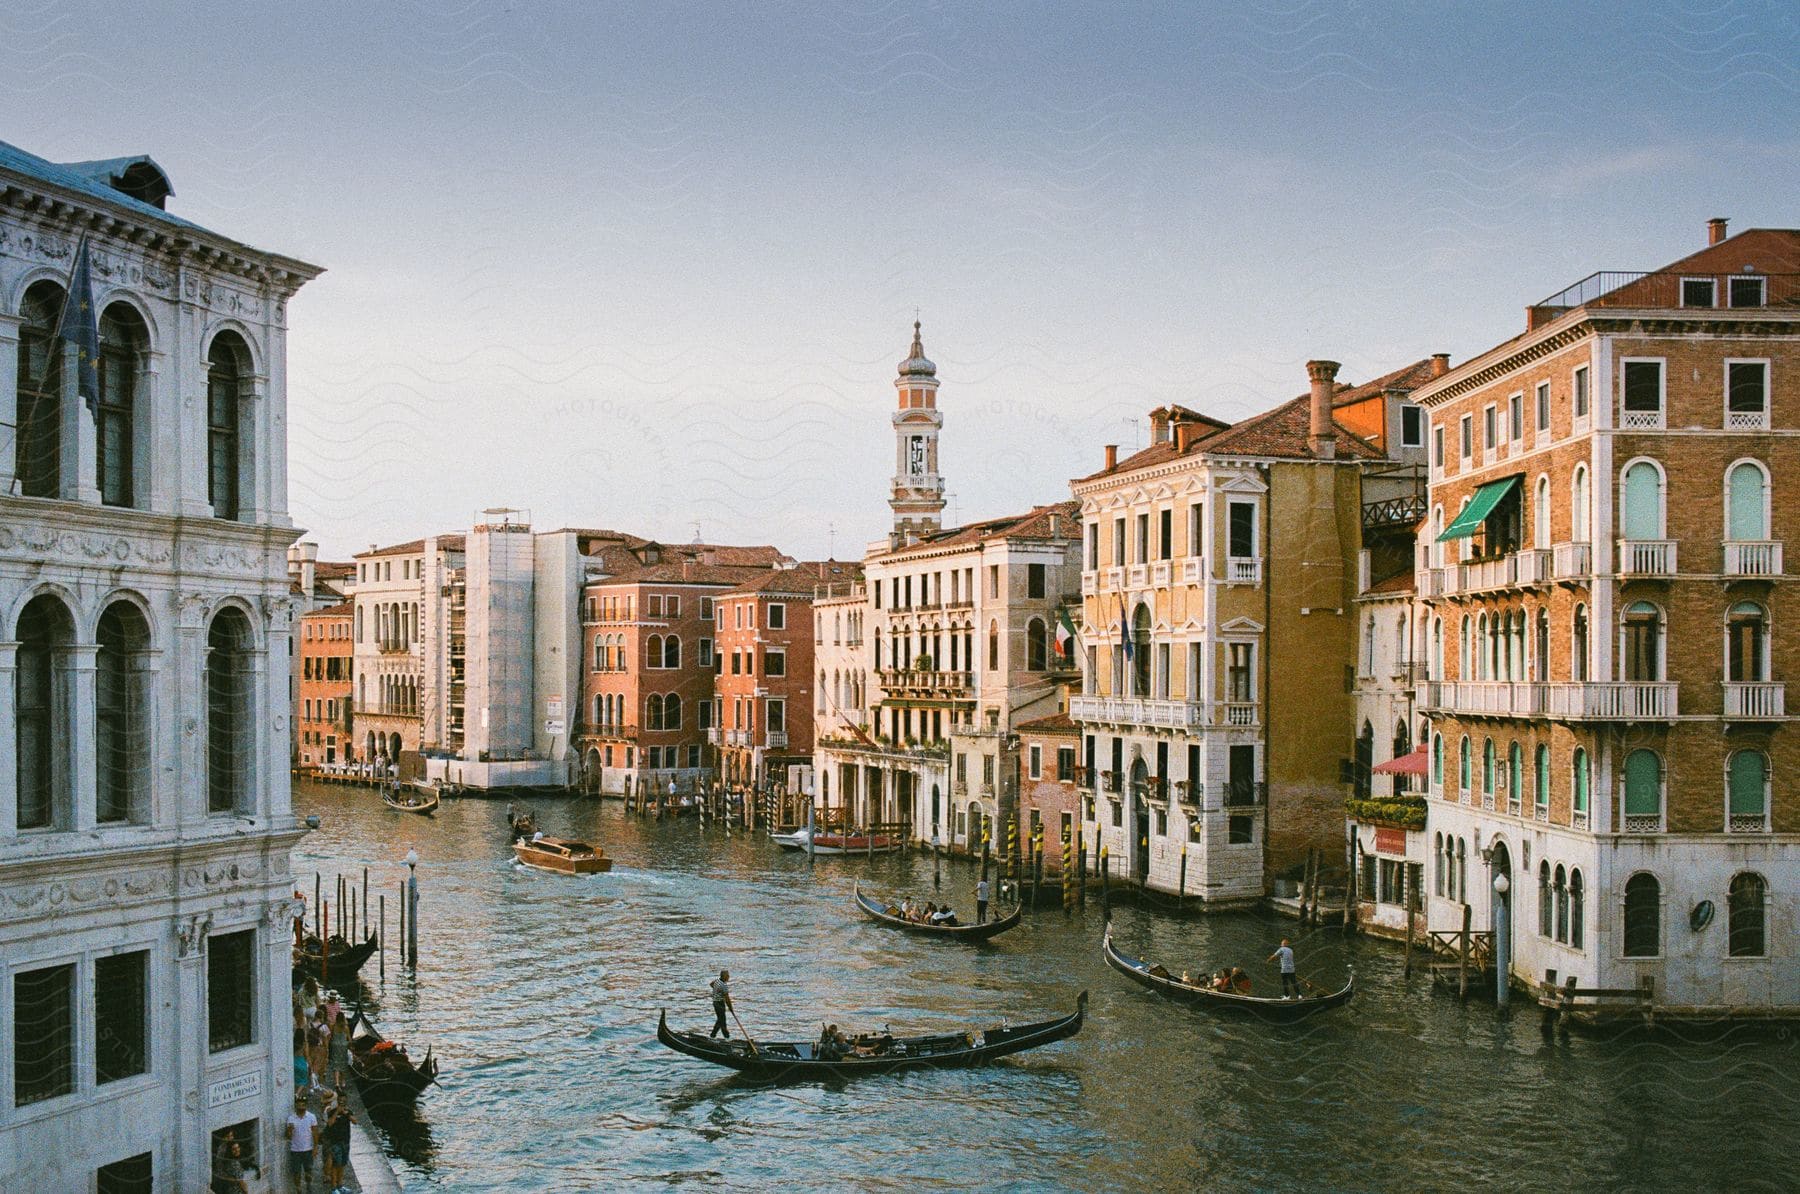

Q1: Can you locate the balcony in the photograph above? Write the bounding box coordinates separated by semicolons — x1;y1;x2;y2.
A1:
1618;540;1677;577
1081;570;1099;596
1151;560;1172;586
1421;681;1547;718
1724;541;1783;577
1221;702;1259;728
1103;566;1124;590
1552;542;1592;582
1181;557;1205;585
1619;408;1664;431
1173;779;1202;806
1455;548;1551;594
1223;780;1265;809
1419;568;1447;599
1070;694;1208;730
1727;812;1770;834
878;668;974;697
1226;557;1262;585
1546;682;1678;721
1723;682;1785;720
1128;564;1149;588
705;727;721;745
1619;809;1664;835
727;729;749;747
766;731;789;749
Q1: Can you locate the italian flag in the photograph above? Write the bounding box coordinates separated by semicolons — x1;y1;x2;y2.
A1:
1055;607;1078;660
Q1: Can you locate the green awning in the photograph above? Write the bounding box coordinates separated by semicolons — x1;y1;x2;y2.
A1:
1437;476;1519;541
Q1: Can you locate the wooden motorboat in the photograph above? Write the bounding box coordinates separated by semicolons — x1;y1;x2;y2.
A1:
769;828;810;850
775;826;900;855
382;786;439;816
853;883;1023;941
656;991;1086;1080
292;933;379;982
1101;924;1353;1023
347;1009;438;1111
513;835;612;874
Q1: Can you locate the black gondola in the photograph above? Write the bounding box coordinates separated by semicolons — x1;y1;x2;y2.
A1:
656;991;1087;1080
1102;924;1353;1023
381;786;439;816
853;883;1024;941
292;933;380;982
347;1009;438;1110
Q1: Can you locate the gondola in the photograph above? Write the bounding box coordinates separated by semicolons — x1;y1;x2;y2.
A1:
292;932;380;982
381;786;439;816
347;1009;438;1111
656;991;1087;1080
853;883;1023;941
1102;924;1352;1023
507;808;538;843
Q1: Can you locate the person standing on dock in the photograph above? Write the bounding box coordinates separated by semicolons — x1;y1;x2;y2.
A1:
285;1094;319;1190
1269;938;1300;998
709;969;733;1039
976;877;990;924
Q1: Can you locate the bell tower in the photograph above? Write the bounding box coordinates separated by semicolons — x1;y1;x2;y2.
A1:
890;320;946;546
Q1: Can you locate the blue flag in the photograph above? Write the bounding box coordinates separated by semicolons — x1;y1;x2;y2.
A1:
1116;596;1132;695
57;235;100;416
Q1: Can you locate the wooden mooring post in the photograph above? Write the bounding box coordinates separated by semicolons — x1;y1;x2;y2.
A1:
1099;846;1111;919
1458;902;1472;999
1403;872;1418;977
378;894;386;982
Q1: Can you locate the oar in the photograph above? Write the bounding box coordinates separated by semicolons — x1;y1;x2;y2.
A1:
729;1004;759;1056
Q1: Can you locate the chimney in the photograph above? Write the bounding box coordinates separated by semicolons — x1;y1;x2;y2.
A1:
1048;511;1060;537
1306;360;1341;459
1104;444;1118;470
1430;353;1450;378
1175;421;1202;451
1148;408;1171;444
1707;217;1729;246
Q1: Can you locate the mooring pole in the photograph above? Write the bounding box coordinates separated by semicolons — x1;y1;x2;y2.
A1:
406;849;420;969
379;894;386;982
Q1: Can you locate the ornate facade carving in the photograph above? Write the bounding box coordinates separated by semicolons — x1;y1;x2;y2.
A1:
176;913;214;958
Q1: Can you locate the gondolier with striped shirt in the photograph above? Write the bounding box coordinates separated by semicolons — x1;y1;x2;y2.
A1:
709;970;733;1039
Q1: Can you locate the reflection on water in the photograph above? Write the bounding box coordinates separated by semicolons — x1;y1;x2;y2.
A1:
295;783;1799;1191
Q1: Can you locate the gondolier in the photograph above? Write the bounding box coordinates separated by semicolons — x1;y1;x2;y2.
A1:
709;969;733;1039
976;877;990;924
1268;938;1300;998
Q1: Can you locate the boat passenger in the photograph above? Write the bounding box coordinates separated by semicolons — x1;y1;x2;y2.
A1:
531;830;545;843
1212;971;1232;992
1230;967;1252;995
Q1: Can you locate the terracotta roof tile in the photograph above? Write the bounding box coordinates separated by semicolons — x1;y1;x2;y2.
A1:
883;501;1080;559
1015;711;1079;734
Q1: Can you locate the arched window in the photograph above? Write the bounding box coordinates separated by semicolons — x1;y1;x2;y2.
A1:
1569;870;1585;950
1131;605;1152;696
1727;602;1769;683
1570;465;1590;542
1534;610;1549;681
1554;865;1569;943
987;620;999;672
1431;617;1442;680
1475;613;1488;680
1539;861;1552;936
1354;722;1373;799
1026;618;1048;672
15;593;76;828
1508;742;1523;808
1572;603;1589;682
1482;738;1495;795
645;694;664;731
1534;744;1550;815
1727;750;1769;832
1726;460;1770;542
1434;832;1445;896
1623;750;1662;832
1533;475;1551;549
646;634;663;670
206;607;254;814
1727;873;1767;958
1620;460;1664;541
663;635;681;669
665;694;682;730
97;304;148;508
1622;602;1662;682
16;281;66;498
1431;733;1443;788
1459;614;1472;677
1623;873;1660;957
96;601;152;824
1459;735;1471;795
1456;838;1467;903
206;332;252;521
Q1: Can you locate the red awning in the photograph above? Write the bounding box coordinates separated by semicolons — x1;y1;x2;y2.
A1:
1372;747;1430;777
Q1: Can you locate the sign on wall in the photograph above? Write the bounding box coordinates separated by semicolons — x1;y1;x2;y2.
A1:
207;1069;262;1109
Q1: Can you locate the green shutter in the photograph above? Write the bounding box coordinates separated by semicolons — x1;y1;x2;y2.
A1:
1437;477;1520;541
1728;464;1766;541
1624;750;1660;815
1729;752;1767;815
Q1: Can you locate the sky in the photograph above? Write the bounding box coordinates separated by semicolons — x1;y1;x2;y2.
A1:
6;1;1796;561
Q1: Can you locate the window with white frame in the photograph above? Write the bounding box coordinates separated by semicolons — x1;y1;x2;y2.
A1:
1460;414;1473;462
1680;277;1716;307
1621;359;1664;428
1725;360;1769;428
1028;744;1042;779
1507;393;1523;442
1535;381;1550;433
1729;275;1767;308
766;603;786;630
1572;365;1590;422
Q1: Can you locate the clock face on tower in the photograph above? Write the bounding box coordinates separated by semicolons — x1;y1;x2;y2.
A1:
909;435;927;476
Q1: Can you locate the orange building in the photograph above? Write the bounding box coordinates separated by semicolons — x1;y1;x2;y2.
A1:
297;601;354;767
1015;711;1081;874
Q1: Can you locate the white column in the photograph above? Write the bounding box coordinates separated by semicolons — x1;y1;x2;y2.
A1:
181;358;213;517
131;650;164;826
0;313;21;494
68;643;99;831
242;650;267;819
137;352;165;512
0;642;17;838
61;341;102;503
237;374;268;524
177;620;208;821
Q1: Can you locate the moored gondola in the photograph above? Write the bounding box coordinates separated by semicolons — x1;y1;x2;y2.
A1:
347;1009;438;1111
292;932;380;982
382;786;439;816
1102;924;1352;1023
853;883;1023;941
656;991;1086;1080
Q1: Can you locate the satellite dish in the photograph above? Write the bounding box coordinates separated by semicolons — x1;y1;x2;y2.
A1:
1690;900;1715;932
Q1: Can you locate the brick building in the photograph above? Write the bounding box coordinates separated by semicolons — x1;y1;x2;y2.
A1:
297;602;354;767
1071;361;1431;902
1015;711;1081;874
1416;220;1799;1011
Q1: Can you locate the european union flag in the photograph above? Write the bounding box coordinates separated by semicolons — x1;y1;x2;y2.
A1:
57;235;99;416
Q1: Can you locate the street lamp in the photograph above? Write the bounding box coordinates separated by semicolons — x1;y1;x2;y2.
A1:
1491;866;1510;1009
404;849;420;968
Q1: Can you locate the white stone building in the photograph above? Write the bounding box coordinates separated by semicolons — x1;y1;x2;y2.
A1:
0;141;320;1190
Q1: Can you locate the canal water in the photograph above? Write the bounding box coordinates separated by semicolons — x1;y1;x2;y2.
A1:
295;781;1797;1192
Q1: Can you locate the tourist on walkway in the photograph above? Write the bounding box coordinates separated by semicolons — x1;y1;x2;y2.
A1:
328;1013;351;1084
709;969;733;1039
286;1094;319;1190
1268;938;1300;998
321;1096;354;1191
976;877;990;924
